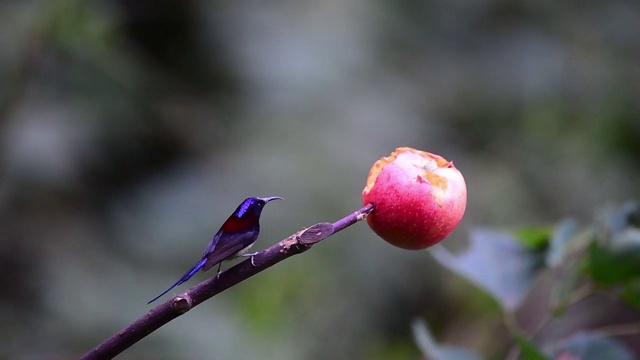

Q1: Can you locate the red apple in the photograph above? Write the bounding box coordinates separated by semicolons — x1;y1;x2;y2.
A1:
362;147;467;250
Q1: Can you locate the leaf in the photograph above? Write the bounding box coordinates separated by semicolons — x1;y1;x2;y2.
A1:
610;228;640;252
411;319;482;360
589;202;640;285
621;279;640;309
547;260;584;314
431;228;545;310
545;219;579;268
515;336;550;360
544;332;634;360
588;239;640;285
514;226;553;251
596;202;640;240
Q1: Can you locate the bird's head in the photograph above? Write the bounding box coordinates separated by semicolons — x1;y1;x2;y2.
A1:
235;196;284;218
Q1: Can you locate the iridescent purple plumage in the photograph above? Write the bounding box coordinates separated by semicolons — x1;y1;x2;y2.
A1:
147;196;283;304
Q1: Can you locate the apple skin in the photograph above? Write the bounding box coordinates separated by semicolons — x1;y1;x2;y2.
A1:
362;147;467;250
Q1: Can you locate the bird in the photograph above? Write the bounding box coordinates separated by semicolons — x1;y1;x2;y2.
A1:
147;196;283;304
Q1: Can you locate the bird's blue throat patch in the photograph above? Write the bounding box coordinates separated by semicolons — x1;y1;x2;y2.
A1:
236;198;256;217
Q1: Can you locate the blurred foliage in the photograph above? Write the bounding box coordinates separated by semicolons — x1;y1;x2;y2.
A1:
1;0;639;359
412;319;482;360
421;202;640;359
545;332;634;360
513;226;553;251
432;229;547;311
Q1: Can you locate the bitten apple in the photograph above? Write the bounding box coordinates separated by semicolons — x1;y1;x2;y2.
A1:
362;147;467;250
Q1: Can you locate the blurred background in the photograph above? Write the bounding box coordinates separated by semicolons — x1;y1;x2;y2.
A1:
1;0;639;359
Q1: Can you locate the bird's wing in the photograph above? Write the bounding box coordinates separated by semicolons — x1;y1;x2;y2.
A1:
202;231;222;257
203;213;256;256
200;229;259;271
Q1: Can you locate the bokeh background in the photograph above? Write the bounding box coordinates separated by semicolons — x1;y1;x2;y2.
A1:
1;0;639;359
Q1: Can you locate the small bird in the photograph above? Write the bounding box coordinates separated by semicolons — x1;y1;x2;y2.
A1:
148;196;283;304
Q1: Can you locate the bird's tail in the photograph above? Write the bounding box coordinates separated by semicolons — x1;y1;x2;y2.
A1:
147;258;207;304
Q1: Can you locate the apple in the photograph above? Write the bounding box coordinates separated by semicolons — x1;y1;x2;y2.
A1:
362;147;467;250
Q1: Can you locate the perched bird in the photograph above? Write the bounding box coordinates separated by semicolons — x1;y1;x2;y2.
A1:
148;196;283;304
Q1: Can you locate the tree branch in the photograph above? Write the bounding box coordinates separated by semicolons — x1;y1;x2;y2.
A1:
79;204;375;359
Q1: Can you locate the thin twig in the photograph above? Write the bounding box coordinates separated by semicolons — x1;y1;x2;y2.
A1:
503;311;524;360
78;204;375;360
588;322;640;338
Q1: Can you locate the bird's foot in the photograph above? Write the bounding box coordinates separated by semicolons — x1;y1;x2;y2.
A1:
240;252;259;257
239;251;260;266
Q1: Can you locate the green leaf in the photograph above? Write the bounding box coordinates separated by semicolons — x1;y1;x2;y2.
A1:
588;240;640;285
515;336;549;360
545;219;579;268
514;226;553;251
544;332;634;360
589;203;640;285
411;319;482;360
431;229;545;310
621;279;640;309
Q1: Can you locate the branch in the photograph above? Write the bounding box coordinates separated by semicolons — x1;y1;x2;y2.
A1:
79;204;375;359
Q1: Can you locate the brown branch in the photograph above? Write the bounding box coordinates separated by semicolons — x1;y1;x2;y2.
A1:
79;204;375;359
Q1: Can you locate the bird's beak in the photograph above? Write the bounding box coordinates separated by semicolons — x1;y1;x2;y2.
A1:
262;196;284;203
